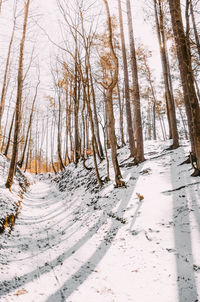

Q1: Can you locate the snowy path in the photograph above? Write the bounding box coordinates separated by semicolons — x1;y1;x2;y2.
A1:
0;143;200;302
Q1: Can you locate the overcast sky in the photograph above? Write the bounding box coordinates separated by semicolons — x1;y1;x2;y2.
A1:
0;0;162;104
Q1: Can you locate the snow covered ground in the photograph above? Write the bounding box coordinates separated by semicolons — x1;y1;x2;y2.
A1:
0;154;31;232
0;140;200;302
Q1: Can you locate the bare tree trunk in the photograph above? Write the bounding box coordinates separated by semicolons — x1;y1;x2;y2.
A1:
81;84;87;168
1;88;13;152
73;47;80;166
24;130;31;173
19;80;39;168
46;111;49;172
35;111;39;175
152;102;157;140
6;0;30;188
0;13;16;132
126;0;144;163
69;81;73;161
154;0;179;149
169;0;200;174
104;90;110;149
118;0;135;157
168;0;195;152
178;106;188;140
65;84;70;164
4;110;15;157
158;113;166;140
57;93;65;170
190;0;200;58
102;0;125;187
51;118;57;174
117;84;125;146
76;28;102;184
161;114;167;139
85;83;102;186
89;70;104;158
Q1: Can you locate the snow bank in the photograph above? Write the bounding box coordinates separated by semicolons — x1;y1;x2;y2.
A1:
0;154;32;233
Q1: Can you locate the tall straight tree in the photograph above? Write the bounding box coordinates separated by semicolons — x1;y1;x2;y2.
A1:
168;0;200;175
154;0;179;149
6;0;30;189
117;0;135;157
126;0;144;163
102;0;125;187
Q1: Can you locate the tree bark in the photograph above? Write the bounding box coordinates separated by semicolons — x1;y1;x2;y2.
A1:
190;0;200;58
102;0;125;187
168;0;200;173
19;80;39;168
89;70;104;159
6;0;30;189
154;0;179;149
118;0;135;157
57;92;65;170
117;83;125;146
126;0;144;162
0;15;16;132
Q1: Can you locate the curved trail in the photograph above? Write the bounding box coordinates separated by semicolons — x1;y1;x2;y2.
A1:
0;181;101;301
0;180;132;302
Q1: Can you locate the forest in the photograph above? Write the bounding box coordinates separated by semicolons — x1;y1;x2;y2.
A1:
0;0;200;301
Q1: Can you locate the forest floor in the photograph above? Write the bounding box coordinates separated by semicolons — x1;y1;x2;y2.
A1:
0;140;200;302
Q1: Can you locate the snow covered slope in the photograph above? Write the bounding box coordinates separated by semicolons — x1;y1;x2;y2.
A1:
0;154;31;233
0;140;200;302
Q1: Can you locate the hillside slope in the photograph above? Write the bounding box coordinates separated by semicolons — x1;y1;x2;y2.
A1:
0;154;30;233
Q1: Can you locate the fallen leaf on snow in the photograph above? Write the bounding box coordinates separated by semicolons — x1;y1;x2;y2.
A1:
136;193;144;201
15;289;28;296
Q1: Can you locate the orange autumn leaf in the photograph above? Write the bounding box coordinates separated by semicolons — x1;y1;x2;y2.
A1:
136;193;144;201
15;289;28;296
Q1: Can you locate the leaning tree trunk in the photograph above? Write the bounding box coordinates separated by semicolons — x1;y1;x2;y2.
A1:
6;0;30;189
85;82;102;186
0;15;16;132
4;109;15;157
168;0;200;175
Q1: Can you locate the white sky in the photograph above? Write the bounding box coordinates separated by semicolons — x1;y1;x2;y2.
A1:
36;0;162;97
0;0;162;106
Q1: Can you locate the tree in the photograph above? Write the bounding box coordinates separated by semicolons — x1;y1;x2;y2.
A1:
102;0;125;187
118;0;135;157
0;4;17;134
126;0;145;163
137;45;158;141
18;79;39;168
154;0;179;149
190;0;200;59
6;0;30;189
168;0;200;175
